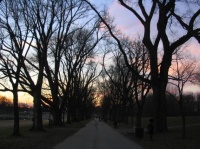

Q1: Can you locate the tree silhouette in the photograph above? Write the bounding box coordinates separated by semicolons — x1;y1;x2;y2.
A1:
83;0;200;132
168;48;196;138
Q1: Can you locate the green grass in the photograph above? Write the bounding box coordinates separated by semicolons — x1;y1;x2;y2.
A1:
0;120;89;149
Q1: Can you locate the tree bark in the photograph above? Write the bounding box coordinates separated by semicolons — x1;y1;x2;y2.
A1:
180;95;186;138
31;73;44;131
136;107;142;128
32;90;44;131
67;109;71;124
13;88;20;136
153;85;168;133
150;49;172;132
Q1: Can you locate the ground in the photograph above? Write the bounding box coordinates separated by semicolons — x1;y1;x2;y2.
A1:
1;117;200;149
110;117;200;149
54;119;143;149
0;120;88;149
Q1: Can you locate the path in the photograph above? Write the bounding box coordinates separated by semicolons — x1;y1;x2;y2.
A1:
53;119;143;149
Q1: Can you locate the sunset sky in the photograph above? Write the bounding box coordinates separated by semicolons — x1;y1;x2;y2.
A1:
92;0;200;92
1;0;200;105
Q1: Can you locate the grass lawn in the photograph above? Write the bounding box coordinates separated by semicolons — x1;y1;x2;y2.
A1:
0;119;90;149
115;116;200;149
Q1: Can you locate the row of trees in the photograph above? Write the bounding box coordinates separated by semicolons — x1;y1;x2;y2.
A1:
84;0;200;133
0;0;104;136
0;0;199;138
0;95;31;119
99;39;151;128
98;37;198;137
101;90;200;121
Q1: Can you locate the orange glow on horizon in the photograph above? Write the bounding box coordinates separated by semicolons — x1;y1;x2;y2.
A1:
0;91;33;106
93;93;103;107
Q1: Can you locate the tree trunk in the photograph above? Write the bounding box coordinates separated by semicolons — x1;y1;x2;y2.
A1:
180;98;186;138
67;106;71;124
121;101;127;123
72;108;78;122
150;50;171;133
13;89;20;136
153;84;168;133
129;101;134;126
32;89;44;131
135;108;142;128
52;105;62;126
31;74;44;131
31;56;46;131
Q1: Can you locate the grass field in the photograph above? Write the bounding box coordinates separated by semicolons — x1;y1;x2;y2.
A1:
0;119;89;149
116;116;200;149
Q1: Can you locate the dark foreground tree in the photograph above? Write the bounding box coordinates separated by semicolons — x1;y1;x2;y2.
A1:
83;0;200;132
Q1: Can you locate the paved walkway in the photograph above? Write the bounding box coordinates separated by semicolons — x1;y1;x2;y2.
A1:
53;119;143;149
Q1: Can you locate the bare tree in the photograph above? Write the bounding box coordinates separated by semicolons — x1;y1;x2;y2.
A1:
168;48;196;138
130;40;151;128
17;0;101;126
83;0;200;132
0;0;102;132
0;47;21;136
0;0;34;135
103;53;134;122
42;1;100;125
59;27;103;123
102;38;151;127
